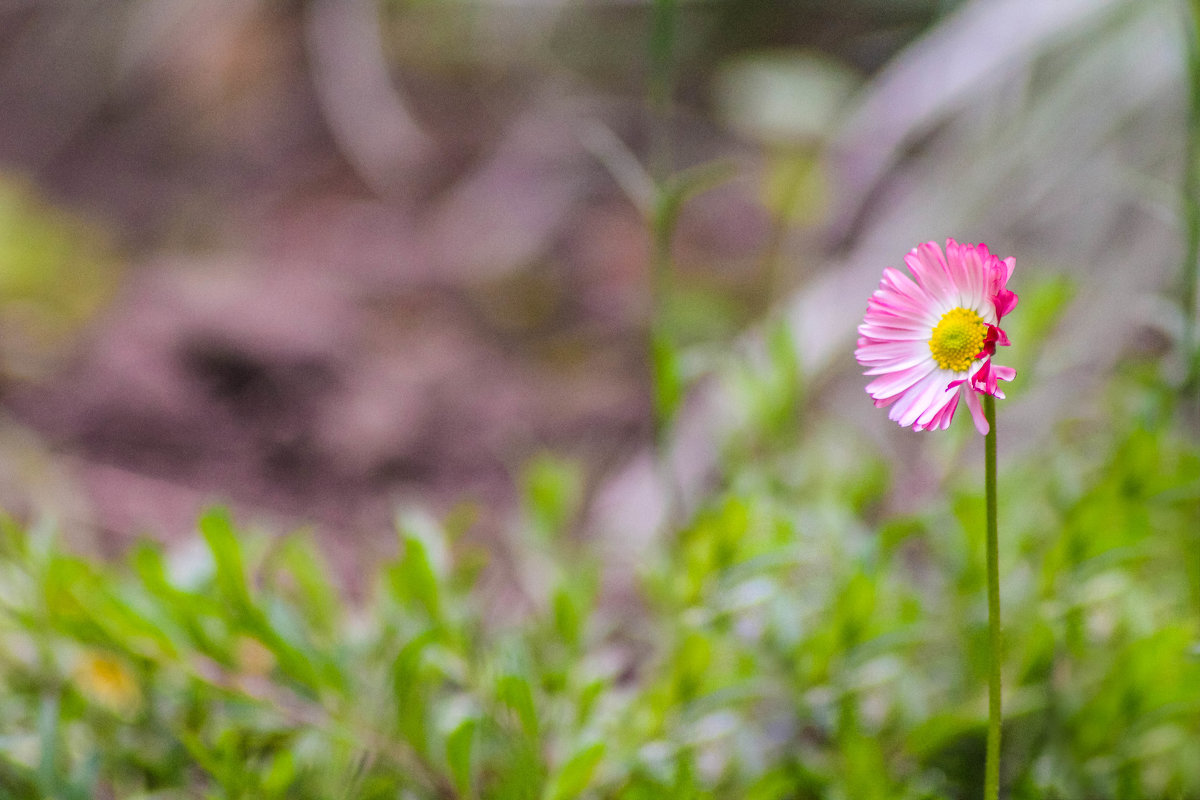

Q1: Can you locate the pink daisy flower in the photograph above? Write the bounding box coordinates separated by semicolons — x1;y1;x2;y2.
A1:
855;239;1018;435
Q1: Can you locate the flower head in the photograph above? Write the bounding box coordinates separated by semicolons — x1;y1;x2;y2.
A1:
855;239;1017;434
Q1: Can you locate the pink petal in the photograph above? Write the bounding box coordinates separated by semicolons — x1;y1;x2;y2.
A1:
863;355;935;376
991;364;1016;381
858;321;932;341
945;238;986;311
866;361;937;400
963;383;989;435
918;391;959;431
916;380;959;429
891;371;952;429
904;243;957;308
968;358;1015;398
876;269;940;325
856;340;931;370
988;256;1018;318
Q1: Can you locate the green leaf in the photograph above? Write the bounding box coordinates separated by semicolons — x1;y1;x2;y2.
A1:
545;741;606;800
270;536;340;637
490;735;545;800
199;507;253;614
41;553;177;660
674;631;713;702
839;731;892;800
198;509;326;690
261;749;297;795
552;586;583;650
497;674;539;740
446;717;477;796
392;630;438;755
0;512;29;559
522;454;583;541
745;766;809;800
391;534;442;622
0;752;39;797
131;543;224;656
575;677;607;728
178;730;228;785
761;316;802;436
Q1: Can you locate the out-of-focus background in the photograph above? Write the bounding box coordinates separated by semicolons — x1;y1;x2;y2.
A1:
0;0;1199;797
0;0;1188;557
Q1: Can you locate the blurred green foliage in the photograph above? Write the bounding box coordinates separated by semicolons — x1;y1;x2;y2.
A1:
0;359;1196;798
0;175;119;382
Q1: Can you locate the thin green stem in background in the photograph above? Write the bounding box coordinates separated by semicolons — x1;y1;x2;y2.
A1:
649;0;676;184
984;394;1002;800
646;0;677;445
1183;0;1200;393
1182;0;1200;707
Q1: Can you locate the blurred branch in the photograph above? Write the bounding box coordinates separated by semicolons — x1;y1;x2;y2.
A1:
577;121;655;217
830;0;1127;245
304;0;434;199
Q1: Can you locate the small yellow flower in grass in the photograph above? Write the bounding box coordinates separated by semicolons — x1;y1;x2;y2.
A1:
73;651;141;714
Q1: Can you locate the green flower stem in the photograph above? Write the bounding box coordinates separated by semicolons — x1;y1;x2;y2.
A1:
984;393;1002;800
1184;1;1200;392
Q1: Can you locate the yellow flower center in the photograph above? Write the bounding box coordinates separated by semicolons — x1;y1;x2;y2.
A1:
929;307;986;372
